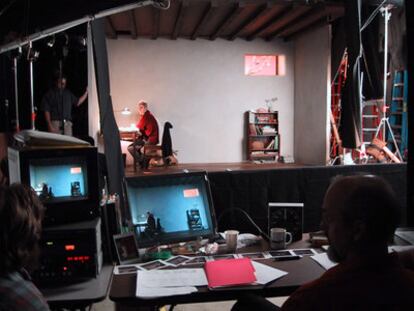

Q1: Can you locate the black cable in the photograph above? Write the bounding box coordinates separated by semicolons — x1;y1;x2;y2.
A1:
217;207;270;241
0;0;18;17
361;0;387;32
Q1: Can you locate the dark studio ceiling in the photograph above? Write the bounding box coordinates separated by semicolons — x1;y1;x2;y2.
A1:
0;0;346;47
0;0;403;47
104;0;344;41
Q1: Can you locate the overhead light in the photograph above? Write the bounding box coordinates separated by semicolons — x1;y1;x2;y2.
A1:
47;36;55;48
121;107;131;115
27;45;40;61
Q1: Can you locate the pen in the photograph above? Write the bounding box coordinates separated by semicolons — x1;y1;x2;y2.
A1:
273;255;301;261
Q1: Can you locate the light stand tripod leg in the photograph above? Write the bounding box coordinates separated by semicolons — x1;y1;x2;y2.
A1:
384;118;403;161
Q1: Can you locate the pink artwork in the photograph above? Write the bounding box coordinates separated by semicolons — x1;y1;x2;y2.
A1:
244;54;286;76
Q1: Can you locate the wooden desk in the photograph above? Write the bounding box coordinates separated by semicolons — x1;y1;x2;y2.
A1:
119;130;139;142
40;265;113;310
109;238;325;307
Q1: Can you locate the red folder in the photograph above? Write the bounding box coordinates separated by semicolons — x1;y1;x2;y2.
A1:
204;258;256;288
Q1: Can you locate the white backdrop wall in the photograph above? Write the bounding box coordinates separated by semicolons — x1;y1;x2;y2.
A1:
107;38;294;164
294;26;331;165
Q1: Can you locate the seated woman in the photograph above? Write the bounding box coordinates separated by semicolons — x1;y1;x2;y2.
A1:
0;184;50;310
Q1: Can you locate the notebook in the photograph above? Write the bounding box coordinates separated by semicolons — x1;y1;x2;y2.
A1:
204;257;256;288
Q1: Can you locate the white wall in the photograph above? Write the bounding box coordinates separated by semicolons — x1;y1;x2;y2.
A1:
107;38;294;163
294;26;331;165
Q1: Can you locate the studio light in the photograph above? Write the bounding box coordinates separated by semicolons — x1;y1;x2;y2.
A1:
26;45;40;61
121;107;132;115
47;36;55;48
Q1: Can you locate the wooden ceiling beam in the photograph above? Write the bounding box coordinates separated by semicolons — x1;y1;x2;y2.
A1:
247;4;313;41
265;3;325;41
284;17;326;41
275;5;329;39
106;16;117;39
128;10;137;39
191;2;217;40
172;0;188;40
152;7;160;40
246;4;290;41
228;3;268;41
209;3;242;40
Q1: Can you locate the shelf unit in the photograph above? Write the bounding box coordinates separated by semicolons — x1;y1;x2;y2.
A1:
246;110;279;162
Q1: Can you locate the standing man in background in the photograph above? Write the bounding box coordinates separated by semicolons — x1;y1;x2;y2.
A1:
127;100;159;168
40;74;87;136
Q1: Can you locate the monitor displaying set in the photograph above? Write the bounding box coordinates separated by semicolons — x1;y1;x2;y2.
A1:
30;156;88;203
125;172;217;247
8;146;99;226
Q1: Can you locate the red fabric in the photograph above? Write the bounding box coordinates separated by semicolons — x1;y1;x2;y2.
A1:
136;110;159;144
281;253;414;310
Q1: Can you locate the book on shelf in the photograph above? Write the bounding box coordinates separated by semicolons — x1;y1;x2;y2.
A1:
265;139;275;149
262;126;276;134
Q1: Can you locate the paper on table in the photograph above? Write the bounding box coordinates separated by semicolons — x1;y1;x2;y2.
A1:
310;252;338;270
388;245;414;253
251;261;288;285
137;286;198;298
137;268;208;288
136;268;208;298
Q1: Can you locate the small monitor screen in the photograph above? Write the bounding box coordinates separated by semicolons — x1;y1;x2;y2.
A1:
29;156;89;203
125;172;216;247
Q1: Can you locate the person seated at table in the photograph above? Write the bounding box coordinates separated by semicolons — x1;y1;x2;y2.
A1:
127;100;159;169
0;184;50;310
232;175;414;310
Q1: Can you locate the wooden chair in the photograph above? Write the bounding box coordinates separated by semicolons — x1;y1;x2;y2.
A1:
139;121;174;170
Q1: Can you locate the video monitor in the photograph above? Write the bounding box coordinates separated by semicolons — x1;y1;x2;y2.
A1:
30;156;88;203
125;172;217;247
8;146;99;226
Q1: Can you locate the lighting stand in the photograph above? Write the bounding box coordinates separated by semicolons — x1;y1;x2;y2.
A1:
12;47;21;131
374;5;402;162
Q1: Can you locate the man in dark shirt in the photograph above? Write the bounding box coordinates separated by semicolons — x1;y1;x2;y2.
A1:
0;184;50;310
40;75;87;136
127;101;159;168
232;175;414;310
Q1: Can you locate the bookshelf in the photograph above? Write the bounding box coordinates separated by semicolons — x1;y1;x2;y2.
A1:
246;110;279;162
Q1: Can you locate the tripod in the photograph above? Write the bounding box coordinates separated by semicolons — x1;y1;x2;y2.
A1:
373;5;402;162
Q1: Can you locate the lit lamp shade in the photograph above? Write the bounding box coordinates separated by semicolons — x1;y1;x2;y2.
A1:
120;107;131;115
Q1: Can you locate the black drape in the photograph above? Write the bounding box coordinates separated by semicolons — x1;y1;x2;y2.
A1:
406;0;414;226
90;19;125;201
339;0;363;148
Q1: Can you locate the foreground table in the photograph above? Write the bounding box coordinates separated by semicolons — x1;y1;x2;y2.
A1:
109;238;325;308
40;265;113;310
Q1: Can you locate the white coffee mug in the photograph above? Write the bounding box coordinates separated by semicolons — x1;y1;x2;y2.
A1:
224;230;239;251
270;228;292;250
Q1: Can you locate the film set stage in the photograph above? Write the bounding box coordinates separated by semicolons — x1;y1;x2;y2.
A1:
0;0;413;310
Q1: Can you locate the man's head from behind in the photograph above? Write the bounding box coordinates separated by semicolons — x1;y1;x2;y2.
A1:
0;184;44;275
138;100;148;116
321;175;400;263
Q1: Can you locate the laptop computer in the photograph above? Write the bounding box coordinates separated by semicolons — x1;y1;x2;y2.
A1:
113;232;140;265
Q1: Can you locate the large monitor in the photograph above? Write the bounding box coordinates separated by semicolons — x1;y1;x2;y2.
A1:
125;172;217;247
8;146;100;226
